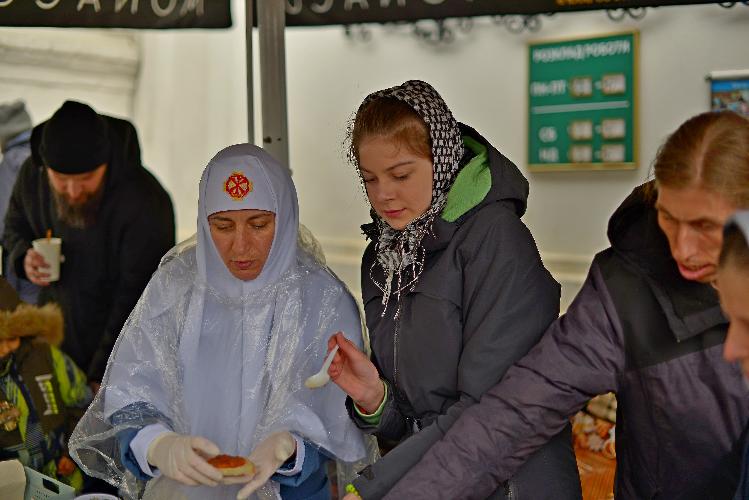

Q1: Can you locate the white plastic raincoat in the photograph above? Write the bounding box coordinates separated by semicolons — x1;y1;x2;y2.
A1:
69;144;369;499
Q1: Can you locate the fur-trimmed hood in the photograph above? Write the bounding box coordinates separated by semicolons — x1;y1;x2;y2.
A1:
0;303;64;346
0;278;63;346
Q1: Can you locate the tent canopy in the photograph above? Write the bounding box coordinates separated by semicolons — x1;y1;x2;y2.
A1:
0;1;231;29
284;0;724;26
0;1;727;29
0;0;729;168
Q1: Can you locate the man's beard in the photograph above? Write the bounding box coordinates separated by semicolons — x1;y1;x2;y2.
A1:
51;183;105;229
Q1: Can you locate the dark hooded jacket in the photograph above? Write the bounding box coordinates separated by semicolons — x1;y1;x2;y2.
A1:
350;125;581;499
2;114;175;381
386;183;749;500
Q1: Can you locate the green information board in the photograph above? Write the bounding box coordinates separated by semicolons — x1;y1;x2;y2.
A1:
528;31;638;171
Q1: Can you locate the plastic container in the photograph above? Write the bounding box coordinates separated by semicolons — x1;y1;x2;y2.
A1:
23;466;74;500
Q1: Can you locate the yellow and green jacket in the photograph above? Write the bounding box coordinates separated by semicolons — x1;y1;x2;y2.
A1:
0;338;91;490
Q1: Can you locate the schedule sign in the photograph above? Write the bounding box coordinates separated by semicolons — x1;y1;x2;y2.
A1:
528;32;638;171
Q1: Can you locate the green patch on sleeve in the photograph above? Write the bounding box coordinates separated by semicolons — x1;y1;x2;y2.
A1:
353;380;388;425
441;135;491;223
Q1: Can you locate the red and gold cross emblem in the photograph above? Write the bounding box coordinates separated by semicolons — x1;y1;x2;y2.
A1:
224;171;253;201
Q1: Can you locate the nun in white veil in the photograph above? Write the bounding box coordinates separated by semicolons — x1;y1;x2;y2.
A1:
69;144;369;500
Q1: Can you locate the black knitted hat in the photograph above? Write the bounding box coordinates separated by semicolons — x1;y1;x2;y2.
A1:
41;100;110;174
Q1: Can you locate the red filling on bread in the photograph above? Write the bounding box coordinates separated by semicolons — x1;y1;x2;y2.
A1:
208;454;247;468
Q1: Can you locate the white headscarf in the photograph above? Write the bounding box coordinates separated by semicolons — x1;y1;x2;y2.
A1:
70;144;369;500
197;145;297;296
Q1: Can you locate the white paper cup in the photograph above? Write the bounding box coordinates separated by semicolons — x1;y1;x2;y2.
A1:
31;237;62;282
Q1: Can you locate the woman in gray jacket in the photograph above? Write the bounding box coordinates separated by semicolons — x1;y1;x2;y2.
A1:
326;80;581;500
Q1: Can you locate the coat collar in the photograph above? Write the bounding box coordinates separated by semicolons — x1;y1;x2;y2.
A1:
608;184;727;342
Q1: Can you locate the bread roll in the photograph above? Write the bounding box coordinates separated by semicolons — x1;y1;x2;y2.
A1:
207;454;255;476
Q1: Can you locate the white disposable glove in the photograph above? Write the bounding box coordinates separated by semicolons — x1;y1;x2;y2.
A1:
235;431;297;500
146;431;223;487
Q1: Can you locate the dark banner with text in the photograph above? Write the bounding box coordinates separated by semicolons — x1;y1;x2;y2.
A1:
0;0;231;29
285;0;721;26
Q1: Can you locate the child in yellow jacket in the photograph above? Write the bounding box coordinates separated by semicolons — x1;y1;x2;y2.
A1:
0;277;91;490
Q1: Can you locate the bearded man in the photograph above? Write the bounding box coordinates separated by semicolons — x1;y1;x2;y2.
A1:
1;100;175;387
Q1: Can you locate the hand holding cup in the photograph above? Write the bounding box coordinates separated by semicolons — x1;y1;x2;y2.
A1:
26;236;63;284
24;248;51;286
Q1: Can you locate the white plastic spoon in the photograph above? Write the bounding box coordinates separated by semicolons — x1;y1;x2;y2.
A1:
305;345;339;389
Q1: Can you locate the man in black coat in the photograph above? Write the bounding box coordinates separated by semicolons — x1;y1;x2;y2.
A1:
2;100;175;386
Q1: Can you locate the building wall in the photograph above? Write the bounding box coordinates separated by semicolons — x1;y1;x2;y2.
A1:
0;27;137;132
137;2;748;306
2;4;748;308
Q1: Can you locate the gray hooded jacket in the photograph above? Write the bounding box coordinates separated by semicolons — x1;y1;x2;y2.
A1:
387;183;749;500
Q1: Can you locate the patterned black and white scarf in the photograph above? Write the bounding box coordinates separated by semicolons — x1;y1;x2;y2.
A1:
351;80;464;317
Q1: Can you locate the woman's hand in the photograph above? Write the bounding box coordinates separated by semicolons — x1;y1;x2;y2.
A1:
233;431;297;500
327;332;384;413
146;432;222;487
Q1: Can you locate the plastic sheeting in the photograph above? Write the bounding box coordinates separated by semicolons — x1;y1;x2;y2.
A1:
69;143;374;499
70;235;373;499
